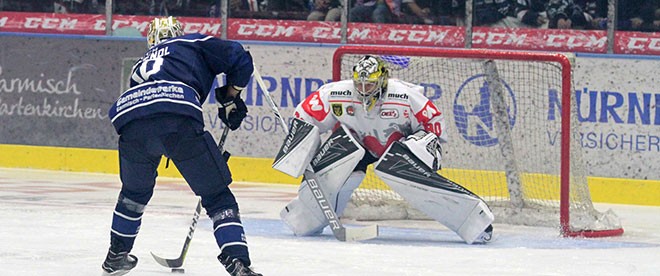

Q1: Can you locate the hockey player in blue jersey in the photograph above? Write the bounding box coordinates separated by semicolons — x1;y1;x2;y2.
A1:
102;17;262;276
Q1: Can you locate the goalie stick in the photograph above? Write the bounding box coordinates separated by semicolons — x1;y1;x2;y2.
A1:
253;65;378;242
151;127;230;269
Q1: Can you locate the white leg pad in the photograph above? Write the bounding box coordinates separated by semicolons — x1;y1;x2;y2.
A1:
457;200;494;244
279;171;364;236
280;185;327;236
334;171;365;215
376;175;494;243
280;125;366;236
374;141;494;244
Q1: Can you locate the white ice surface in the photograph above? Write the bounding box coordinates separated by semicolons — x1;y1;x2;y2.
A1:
0;168;658;276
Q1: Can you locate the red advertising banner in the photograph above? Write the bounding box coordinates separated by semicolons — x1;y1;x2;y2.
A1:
1;12;658;55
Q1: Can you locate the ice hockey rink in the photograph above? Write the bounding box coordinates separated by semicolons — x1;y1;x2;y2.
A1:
0;168;658;276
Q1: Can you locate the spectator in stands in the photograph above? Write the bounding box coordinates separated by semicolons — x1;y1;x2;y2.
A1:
654;0;660;31
350;0;394;23
453;0;519;27
514;0;549;28
245;0;268;12
54;0;99;14
9;0;49;12
546;0;595;29
307;0;342;21
54;2;67;13
577;0;658;31
397;0;453;25
575;0;608;29
616;0;655;31
208;1;220;17
226;0;266;18
395;0;440;25
429;0;457;25
113;0;151;15
267;0;311;20
210;0;253;18
268;0;308;12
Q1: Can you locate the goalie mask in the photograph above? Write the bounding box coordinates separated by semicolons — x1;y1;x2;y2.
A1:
147;16;184;47
352;55;388;111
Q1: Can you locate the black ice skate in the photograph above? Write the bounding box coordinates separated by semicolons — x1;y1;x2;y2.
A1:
219;254;263;276
101;250;138;276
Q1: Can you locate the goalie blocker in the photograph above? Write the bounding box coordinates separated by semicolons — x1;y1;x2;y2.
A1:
375;140;494;244
272;118;321;178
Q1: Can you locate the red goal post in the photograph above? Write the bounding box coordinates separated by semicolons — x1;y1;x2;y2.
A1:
332;45;624;238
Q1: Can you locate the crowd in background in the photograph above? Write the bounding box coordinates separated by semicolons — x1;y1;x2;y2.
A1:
0;0;658;32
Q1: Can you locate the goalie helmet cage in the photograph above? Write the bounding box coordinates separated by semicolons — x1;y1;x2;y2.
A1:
333;45;624;238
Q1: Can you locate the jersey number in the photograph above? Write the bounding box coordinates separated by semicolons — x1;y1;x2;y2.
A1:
131;58;163;84
425;122;442;135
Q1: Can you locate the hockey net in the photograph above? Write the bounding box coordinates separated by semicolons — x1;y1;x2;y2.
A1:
333;46;623;237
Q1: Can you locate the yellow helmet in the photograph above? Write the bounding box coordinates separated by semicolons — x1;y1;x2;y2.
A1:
352;55;388;110
147;16;184;47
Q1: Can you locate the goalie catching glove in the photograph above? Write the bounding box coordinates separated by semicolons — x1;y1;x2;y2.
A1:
402;130;443;171
216;85;248;130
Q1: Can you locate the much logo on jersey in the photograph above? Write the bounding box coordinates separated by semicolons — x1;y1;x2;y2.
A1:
332;103;343;116
387;93;409;100
453;74;517;147
330;90;352;96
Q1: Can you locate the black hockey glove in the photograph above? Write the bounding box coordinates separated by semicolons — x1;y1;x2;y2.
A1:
402;130;443;171
216;85;247;131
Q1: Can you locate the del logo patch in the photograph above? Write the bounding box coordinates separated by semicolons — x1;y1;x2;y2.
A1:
332;103;343;116
380;109;398;119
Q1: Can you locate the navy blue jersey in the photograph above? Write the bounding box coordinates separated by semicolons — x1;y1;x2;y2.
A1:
109;33;254;133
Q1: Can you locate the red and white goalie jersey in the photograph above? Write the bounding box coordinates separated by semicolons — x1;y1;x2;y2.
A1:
294;79;447;158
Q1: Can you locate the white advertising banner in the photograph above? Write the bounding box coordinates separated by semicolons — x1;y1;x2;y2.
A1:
574;57;659;180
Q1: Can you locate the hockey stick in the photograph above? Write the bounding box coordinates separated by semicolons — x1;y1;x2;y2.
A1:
151;199;202;270
253;65;378;242
151;127;231;270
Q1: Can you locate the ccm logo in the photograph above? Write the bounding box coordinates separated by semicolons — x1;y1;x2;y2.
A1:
380;109;398;119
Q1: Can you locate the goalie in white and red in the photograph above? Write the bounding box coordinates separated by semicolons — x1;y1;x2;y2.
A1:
274;55;495;244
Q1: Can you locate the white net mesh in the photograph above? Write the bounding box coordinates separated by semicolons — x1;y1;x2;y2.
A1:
335;48;622;235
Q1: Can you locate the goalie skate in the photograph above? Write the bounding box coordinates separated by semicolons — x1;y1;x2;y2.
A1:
472;225;494;244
